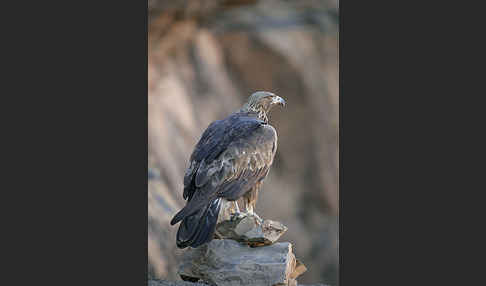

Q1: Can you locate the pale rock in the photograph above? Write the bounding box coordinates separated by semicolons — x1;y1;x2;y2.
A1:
215;200;288;247
178;239;306;286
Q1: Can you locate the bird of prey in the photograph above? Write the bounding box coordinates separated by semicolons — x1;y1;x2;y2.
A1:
170;91;285;249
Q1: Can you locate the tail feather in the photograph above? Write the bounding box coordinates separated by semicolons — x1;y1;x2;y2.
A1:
170;196;208;226
189;198;222;248
170;206;191;226
175;198;222;249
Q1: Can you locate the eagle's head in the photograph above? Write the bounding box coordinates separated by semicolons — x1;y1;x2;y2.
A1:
242;91;285;121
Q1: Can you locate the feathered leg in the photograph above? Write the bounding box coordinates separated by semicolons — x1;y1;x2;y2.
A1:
229;200;243;221
243;186;262;222
233;201;240;213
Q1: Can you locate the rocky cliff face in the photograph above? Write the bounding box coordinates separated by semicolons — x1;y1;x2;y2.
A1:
148;1;339;285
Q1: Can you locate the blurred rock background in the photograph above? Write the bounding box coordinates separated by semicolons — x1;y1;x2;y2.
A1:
148;0;339;285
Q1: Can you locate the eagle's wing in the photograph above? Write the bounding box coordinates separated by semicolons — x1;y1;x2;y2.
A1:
177;115;277;219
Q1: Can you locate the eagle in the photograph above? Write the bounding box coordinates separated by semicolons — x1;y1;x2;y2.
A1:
170;91;285;249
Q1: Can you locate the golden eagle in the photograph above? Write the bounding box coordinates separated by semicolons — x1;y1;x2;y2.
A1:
170;91;285;248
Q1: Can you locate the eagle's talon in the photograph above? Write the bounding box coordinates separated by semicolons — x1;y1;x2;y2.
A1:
252;213;263;223
230;211;244;221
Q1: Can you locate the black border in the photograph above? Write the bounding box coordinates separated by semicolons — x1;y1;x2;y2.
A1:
339;1;474;285
5;0;148;285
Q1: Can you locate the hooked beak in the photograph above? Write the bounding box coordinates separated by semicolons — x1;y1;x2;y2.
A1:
272;96;286;106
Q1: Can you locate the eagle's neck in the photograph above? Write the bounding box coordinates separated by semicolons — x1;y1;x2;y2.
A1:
239;105;268;123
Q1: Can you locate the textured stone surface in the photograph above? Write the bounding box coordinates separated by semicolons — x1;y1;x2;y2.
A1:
178;239;305;286
289;260;307;280
215;212;288;247
148;280;330;286
149;279;210;286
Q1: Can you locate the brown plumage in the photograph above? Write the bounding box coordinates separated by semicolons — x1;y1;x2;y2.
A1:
170;91;285;248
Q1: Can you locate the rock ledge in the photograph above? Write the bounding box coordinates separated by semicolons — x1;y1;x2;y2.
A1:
215;212;288;247
179;239;305;286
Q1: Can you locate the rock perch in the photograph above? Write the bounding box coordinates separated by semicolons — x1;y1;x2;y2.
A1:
215;212;288;247
178;239;306;286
